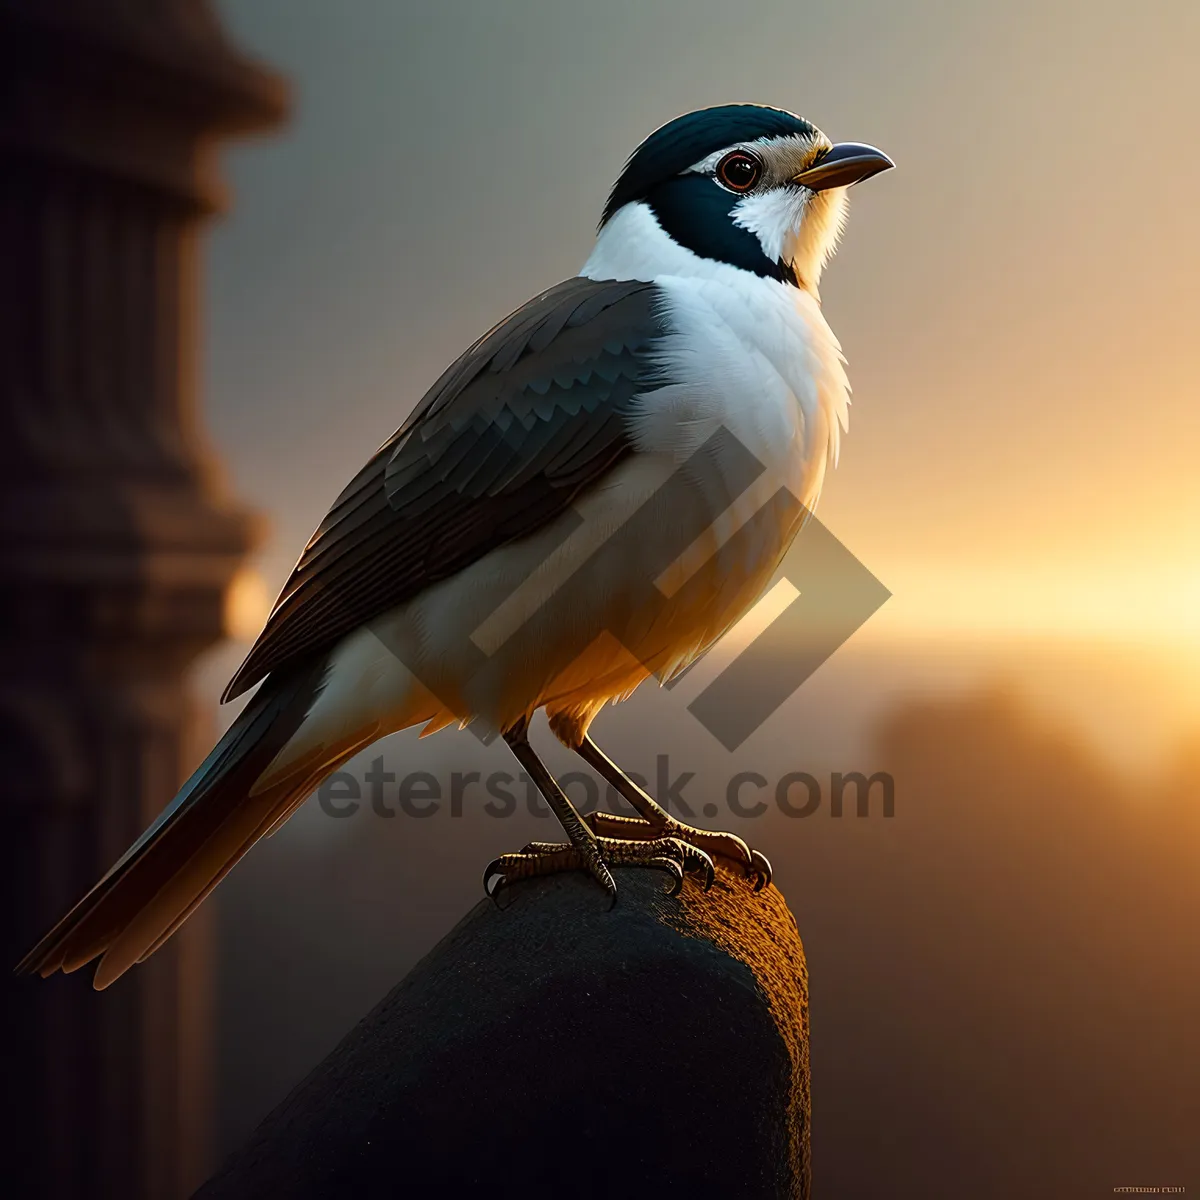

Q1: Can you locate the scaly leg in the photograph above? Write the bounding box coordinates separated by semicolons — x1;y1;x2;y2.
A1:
568;733;773;891
485;718;715;903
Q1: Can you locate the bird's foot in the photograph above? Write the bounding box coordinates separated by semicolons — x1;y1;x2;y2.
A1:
583;810;772;891
483;835;714;905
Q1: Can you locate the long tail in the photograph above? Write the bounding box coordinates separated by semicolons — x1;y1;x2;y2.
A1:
16;658;337;990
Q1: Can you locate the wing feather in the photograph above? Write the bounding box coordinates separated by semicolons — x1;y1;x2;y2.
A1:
222;277;666;702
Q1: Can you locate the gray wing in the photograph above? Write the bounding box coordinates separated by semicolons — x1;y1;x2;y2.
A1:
222;276;668;701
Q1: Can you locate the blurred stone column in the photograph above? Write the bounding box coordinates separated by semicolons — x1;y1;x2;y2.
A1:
0;3;287;1196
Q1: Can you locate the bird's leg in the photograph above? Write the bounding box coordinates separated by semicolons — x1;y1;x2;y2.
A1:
569;733;772;891
502;717;613;897
484;718;714;903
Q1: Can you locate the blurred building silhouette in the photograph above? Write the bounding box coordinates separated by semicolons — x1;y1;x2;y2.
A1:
0;2;286;1195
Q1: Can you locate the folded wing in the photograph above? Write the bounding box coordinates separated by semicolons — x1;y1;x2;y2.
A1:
223;277;668;702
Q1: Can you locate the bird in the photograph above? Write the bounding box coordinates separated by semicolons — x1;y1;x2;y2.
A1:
18;103;892;990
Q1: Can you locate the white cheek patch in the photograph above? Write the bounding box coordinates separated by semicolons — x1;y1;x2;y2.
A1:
730;186;810;267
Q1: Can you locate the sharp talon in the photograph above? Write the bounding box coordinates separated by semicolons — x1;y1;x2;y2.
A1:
591;862;618;898
484;859;513;908
677;844;715;891
748;849;773;890
483;858;503;894
665;861;684;896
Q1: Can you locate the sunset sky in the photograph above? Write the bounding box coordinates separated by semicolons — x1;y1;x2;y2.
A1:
203;0;1200;757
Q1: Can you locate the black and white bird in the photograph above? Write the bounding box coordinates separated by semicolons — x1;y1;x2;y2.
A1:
19;104;892;989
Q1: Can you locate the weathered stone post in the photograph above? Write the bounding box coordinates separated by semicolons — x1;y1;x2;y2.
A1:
198;868;812;1199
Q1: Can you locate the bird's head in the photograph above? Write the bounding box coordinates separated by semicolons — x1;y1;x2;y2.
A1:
594;104;893;293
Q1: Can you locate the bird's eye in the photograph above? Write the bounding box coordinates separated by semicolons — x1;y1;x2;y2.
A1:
716;151;762;193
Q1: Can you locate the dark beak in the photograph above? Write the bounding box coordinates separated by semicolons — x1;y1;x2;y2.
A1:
793;142;894;191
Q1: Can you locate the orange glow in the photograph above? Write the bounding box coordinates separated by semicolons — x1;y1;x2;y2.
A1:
223;566;272;643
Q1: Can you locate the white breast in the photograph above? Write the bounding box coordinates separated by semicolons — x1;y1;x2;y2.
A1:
584;201;850;565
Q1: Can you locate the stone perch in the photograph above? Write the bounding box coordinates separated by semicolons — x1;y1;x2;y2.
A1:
197;865;811;1198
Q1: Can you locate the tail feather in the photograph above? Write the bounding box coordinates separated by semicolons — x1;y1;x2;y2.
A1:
16;659;329;989
134;759;342;968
